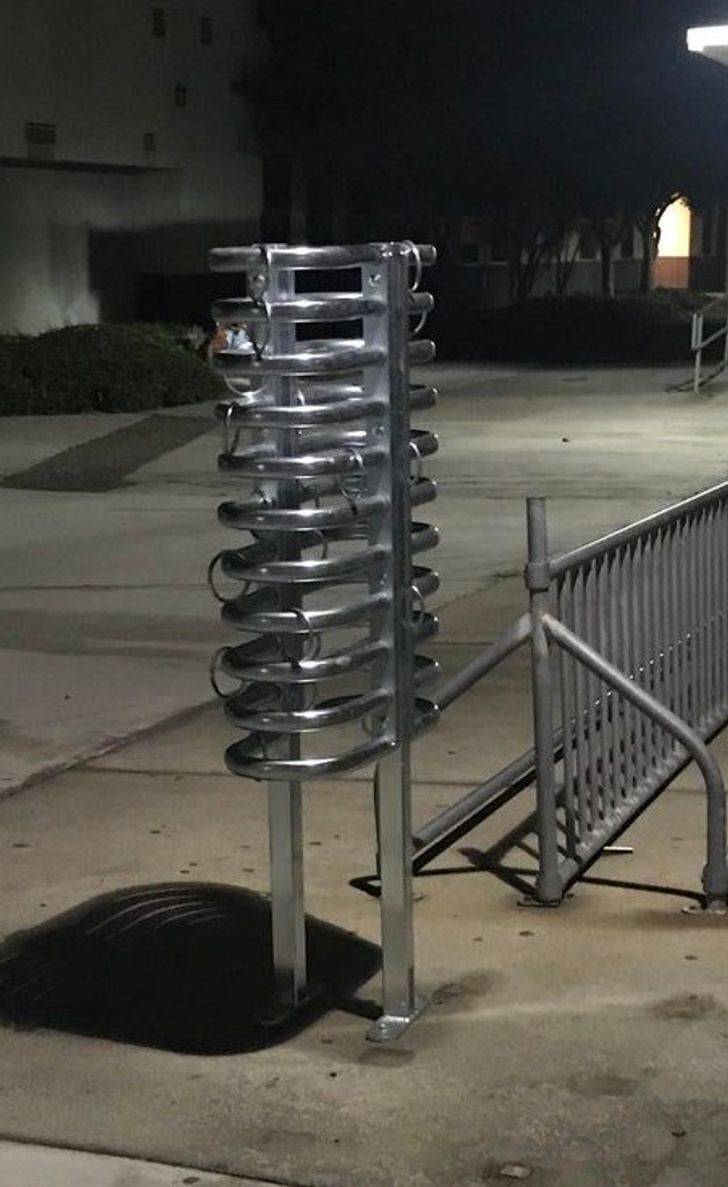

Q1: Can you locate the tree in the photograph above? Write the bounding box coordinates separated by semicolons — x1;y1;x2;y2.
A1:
591;215;626;297
549;219;582;296
245;0;728;293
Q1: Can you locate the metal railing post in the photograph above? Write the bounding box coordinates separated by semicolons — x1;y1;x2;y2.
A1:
368;243;421;1041
525;496;563;904
693;312;703;395
266;260;307;1009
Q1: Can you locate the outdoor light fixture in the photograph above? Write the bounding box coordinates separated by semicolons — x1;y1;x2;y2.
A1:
687;25;728;65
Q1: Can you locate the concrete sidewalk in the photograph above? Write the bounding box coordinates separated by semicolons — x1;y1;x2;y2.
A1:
0;1140;270;1187
4;362;728;793
0;625;727;1186
4;366;728;1184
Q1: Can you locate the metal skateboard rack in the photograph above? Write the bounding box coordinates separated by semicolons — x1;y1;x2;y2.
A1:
208;242;440;1040
208;240;728;1042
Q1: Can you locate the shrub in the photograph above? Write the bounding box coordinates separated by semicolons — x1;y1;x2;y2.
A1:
478;295;697;365
0;323;225;415
0;336;38;414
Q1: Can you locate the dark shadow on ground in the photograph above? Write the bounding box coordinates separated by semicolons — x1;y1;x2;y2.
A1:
0;414;213;493
0;883;380;1054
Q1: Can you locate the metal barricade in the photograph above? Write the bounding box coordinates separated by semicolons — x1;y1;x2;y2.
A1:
420;488;728;911
208;242;440;1040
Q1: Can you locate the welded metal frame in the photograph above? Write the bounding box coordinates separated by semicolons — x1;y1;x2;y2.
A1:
208;241;439;1038
418;488;728;910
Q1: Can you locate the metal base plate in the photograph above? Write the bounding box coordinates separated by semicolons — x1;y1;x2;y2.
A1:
255;982;324;1030
365;996;428;1043
682;899;728;916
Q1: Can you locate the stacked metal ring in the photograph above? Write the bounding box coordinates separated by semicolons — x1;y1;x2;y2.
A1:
207;242;440;781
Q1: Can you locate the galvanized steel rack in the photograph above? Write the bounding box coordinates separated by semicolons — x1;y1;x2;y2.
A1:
208;241;439;1040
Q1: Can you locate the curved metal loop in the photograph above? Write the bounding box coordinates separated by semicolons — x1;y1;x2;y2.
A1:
207;551;250;604
209;646;239;699
411;581;427;624
249;298;272;361
339;445;367;504
221;402;242;456
402;240;423;293
410;308;429;337
362;709;389;738
409;437;424;484
287;607;322;661
309;529;329;561
247;244;271;303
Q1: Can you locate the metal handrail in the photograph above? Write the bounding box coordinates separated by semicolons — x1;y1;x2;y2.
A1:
691;292;728;394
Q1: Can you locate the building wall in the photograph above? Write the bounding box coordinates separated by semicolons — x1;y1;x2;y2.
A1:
453;207;726;309
0;0;263;333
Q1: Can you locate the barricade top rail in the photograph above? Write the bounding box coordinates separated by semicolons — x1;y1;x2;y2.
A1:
549;474;728;578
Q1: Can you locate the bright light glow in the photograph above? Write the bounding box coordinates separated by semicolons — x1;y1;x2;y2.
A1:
658;199;691;259
687;25;728;53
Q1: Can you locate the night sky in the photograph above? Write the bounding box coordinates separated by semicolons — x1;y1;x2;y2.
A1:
258;0;728;222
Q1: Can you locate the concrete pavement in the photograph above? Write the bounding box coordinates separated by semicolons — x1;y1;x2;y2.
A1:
1;647;728;1186
3;366;728;1184
0;1140;271;1187
4;363;728;792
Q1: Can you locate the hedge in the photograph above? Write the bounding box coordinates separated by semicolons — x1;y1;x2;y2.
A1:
431;292;709;365
0;323;225;415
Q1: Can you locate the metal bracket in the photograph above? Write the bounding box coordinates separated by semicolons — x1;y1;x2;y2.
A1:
365;996;428;1043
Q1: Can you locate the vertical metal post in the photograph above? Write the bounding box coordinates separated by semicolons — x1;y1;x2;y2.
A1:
367;243;420;1040
526;496;563;904
266;259;307;1009
693;313;702;395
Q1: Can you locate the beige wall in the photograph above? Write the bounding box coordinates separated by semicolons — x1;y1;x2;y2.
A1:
0;0;263;333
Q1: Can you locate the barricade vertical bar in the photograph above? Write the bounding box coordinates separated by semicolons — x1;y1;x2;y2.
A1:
689;511;700;723
712;504;720;711
585;561;600;826
697;510;707;724
558;576;578;856
655;529;666;759
610;550;625;801
573;567;589;832
526;497;562;902
633;538;648;783
662;527;673;719
667;524;678;716
678;518;690;723
597;558;612;814
708;507;717;719
642;534;656;770
717;500;722;702
620;544;634;799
